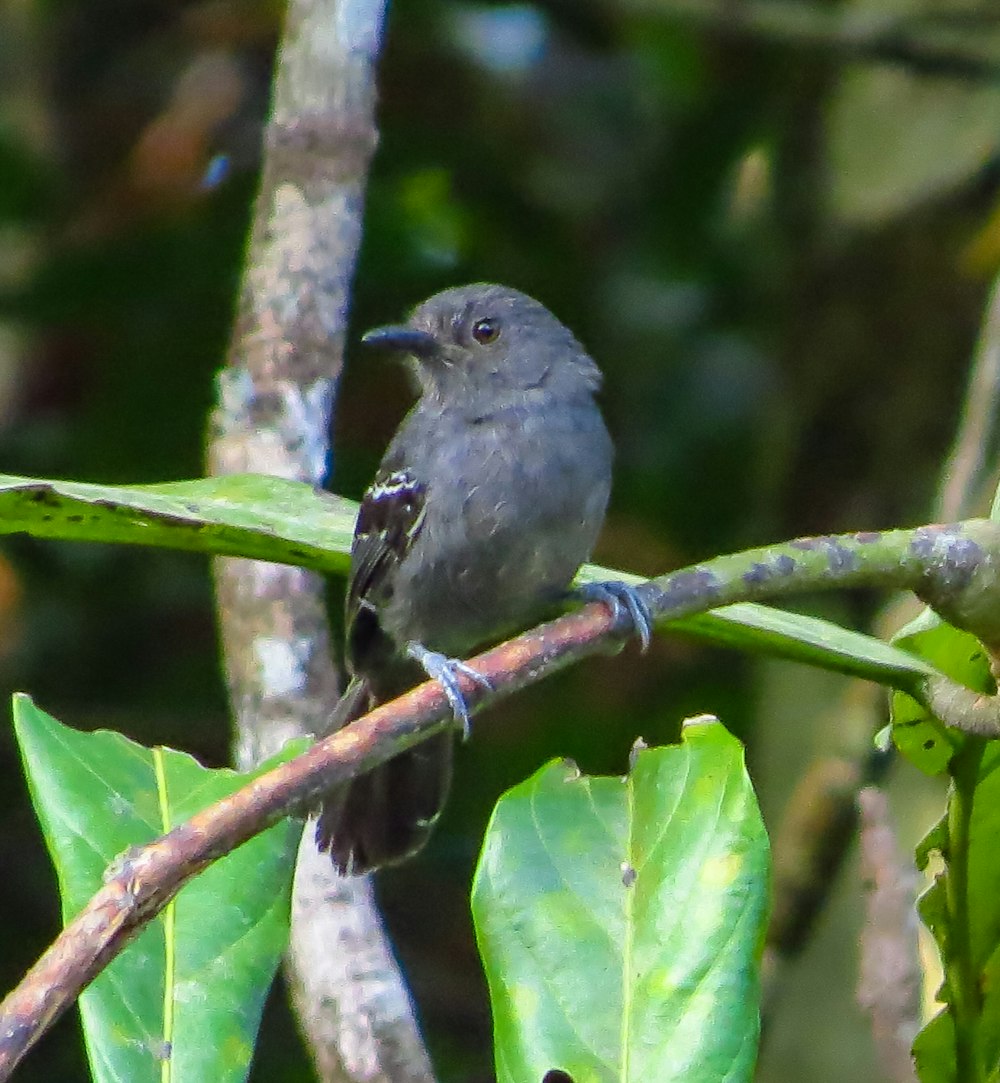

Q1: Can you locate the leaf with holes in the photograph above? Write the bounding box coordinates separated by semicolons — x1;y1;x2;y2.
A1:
13;694;303;1083
890;606;992;775
472;719;770;1083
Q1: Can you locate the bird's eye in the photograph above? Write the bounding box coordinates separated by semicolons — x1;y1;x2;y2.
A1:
471;317;500;345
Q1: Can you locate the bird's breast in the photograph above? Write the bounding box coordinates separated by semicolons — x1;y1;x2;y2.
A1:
380;402;612;656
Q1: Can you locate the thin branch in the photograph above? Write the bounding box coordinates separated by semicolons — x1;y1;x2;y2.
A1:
857;786;920;1083
0;600;622;1080
8;519;1000;1073
938;271;1000;522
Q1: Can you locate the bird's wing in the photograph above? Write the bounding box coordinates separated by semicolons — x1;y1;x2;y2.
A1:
318;463;442;875
345;465;427;673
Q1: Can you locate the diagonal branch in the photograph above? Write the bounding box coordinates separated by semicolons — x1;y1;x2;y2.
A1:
0;600;620;1081
5;517;1000;1076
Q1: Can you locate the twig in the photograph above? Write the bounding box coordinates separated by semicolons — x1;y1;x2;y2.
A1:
0;599;622;1079
938;272;1000;522
856;786;921;1083
8;519;1000;1073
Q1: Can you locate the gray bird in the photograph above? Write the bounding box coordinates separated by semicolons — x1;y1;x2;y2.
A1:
315;283;649;875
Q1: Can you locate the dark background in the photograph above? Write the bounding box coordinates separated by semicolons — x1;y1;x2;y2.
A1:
1;1;995;1079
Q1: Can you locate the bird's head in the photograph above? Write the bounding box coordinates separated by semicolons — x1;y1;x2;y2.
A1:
361;283;602;411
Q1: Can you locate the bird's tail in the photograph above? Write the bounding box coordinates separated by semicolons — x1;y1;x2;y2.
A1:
313;678;453;875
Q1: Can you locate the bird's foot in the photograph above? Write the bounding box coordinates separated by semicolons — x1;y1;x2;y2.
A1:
405;641;493;740
576;580;654;652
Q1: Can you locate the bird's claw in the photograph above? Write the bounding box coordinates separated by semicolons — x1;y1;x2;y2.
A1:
406;641;492;740
577;581;654;652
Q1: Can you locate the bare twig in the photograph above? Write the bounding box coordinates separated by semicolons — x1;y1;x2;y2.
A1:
938;271;1000;522
10;518;1000;1074
0;599;623;1080
857;787;921;1083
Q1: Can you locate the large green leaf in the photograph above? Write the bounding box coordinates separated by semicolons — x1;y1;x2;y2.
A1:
0;471;946;695
12;694;303;1083
0;472;353;574
471;719;770;1083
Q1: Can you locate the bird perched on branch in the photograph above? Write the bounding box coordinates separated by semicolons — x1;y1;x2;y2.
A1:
315;283;649;875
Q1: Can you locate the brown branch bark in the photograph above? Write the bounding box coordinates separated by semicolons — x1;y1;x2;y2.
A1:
856;786;921;1083
0;599;623;1081
7;517;1000;1076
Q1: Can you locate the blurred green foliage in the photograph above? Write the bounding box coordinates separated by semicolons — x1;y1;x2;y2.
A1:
1;0;998;1079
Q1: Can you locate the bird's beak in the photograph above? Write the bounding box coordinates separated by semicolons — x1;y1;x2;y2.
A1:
361;325;438;358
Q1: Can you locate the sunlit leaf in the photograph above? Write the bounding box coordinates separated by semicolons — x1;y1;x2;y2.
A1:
472;719;769;1083
13;694;303;1083
0;471;949;698
0;472;353;574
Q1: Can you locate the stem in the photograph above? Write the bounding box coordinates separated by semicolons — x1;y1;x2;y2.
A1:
946;738;986;1083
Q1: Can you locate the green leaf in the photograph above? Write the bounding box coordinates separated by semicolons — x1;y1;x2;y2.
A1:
912;1010;954;1083
471;719;769;1083
0;472;354;574
12;694;303;1083
912;739;1000;1082
890;608;993;775
676;601;940;691
579;565;941;695
0;471;948;697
